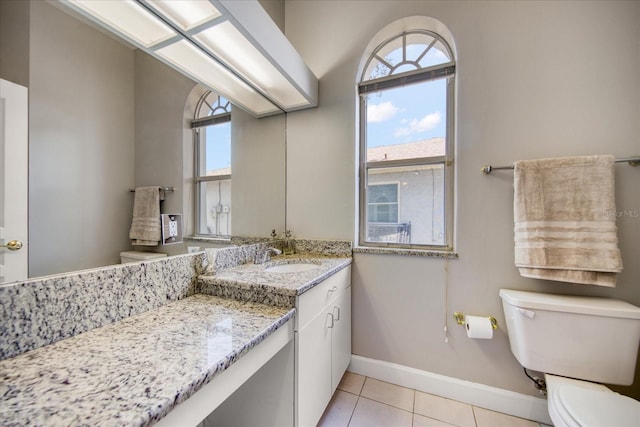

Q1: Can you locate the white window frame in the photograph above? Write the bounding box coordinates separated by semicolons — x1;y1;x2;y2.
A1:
358;30;455;251
192;91;232;238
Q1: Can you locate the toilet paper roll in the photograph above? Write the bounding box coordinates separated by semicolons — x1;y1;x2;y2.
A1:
465;315;494;339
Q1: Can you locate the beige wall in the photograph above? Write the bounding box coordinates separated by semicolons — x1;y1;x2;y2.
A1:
134;50;196;218
0;0;29;86
28;1;136;276
285;0;640;398
232;109;286;237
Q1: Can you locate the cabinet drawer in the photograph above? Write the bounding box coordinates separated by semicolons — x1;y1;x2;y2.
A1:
296;266;351;331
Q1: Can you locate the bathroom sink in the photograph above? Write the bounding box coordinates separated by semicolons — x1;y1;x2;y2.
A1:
264;263;320;273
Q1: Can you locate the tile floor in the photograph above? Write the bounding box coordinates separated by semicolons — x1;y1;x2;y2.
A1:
318;372;545;427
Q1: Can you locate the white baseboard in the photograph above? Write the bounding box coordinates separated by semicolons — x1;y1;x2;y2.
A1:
348;355;552;425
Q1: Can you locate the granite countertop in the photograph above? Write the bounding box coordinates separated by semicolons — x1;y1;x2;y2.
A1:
199;255;352;303
0;294;295;426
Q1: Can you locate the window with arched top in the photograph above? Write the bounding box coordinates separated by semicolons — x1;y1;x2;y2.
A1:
192;90;232;236
359;28;455;250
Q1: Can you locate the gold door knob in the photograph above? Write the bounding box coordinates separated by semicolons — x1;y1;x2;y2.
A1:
1;240;23;251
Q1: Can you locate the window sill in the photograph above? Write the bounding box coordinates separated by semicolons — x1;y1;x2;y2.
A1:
353;246;458;259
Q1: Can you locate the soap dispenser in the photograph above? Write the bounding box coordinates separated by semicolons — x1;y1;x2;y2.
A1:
283;230;295;255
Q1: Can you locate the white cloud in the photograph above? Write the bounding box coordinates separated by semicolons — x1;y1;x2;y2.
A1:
394;111;441;137
367;101;399;123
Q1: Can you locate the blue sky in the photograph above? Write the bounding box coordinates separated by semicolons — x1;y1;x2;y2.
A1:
366;77;447;149
205;122;231;171
364;37;449;149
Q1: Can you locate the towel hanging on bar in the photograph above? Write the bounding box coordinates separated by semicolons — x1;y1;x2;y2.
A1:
129;187;162;246
513;155;623;287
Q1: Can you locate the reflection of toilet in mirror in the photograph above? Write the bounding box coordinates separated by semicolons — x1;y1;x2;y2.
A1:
120;251;166;264
499;289;640;427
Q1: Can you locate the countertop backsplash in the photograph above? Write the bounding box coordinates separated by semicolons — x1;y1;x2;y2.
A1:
0;252;206;360
1;239;351;361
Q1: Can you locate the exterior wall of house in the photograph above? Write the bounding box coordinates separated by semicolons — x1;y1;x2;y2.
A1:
367;165;444;245
203;180;232;236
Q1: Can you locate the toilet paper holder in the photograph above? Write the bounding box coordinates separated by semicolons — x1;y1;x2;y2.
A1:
453;312;498;329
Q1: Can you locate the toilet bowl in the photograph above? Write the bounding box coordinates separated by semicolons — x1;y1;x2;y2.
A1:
545;374;640;427
499;289;640;427
120;251;167;263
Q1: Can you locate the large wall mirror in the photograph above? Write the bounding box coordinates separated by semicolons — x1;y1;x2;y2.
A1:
0;0;286;284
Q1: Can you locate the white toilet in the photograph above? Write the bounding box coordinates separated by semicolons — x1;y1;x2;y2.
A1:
120;251;167;263
499;289;640;427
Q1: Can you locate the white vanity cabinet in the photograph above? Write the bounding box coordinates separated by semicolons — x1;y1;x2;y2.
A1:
295;266;352;427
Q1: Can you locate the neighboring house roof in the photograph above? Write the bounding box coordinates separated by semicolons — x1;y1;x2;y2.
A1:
367;137;445;162
206;167;231;176
203;139;443;175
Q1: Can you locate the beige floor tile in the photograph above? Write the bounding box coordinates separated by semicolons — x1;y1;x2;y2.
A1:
317;390;358;427
337;371;366;395
413;413;458;427
349;397;413;427
414;391;476;427
473;406;540;427
360;377;415;412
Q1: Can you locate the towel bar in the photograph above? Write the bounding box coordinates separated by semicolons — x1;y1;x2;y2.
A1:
481;156;640;174
128;187;176;192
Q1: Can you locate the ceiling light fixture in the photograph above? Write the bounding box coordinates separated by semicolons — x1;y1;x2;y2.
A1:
63;0;318;118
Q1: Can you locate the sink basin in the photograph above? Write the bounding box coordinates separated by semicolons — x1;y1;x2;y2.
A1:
264;263;320;273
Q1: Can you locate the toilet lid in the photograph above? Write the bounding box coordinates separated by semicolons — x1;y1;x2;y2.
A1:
558;385;640;427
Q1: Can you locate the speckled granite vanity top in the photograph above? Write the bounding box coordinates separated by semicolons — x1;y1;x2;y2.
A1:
198;256;352;308
0;294;295;426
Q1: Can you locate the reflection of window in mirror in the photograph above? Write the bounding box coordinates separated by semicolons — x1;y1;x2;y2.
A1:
192;91;232;237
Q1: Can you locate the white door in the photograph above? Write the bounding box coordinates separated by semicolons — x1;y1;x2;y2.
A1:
0;79;28;283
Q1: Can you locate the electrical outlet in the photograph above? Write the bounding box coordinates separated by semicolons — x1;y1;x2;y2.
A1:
169;221;178;237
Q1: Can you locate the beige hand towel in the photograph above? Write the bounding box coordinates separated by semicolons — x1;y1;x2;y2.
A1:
514;155;623;287
129;186;161;246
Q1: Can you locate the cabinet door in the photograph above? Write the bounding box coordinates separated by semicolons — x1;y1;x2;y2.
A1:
296;310;333;427
331;286;352;392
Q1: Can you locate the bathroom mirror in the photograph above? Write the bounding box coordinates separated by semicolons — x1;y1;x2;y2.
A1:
0;0;286;284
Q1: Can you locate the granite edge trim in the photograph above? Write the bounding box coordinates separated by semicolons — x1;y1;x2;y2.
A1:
198;280;297;309
294;261;352;295
198;259;352;305
353;246;459;259
152;308;296;423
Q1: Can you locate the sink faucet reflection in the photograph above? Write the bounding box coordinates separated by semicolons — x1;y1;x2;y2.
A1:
255;247;282;264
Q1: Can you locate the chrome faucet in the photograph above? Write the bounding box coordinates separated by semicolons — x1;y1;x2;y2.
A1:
255;247;282;264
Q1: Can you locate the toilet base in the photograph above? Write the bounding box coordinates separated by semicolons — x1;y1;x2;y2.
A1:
546;374;640;427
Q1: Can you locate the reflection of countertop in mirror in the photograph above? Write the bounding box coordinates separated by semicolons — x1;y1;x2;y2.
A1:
198;255;353;307
0;294;295;426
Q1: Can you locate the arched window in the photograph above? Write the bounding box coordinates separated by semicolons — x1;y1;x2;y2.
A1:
359;27;455;250
192;90;232;236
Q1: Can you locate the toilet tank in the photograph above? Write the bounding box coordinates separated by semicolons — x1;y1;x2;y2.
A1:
499;289;640;385
120;251;167;263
